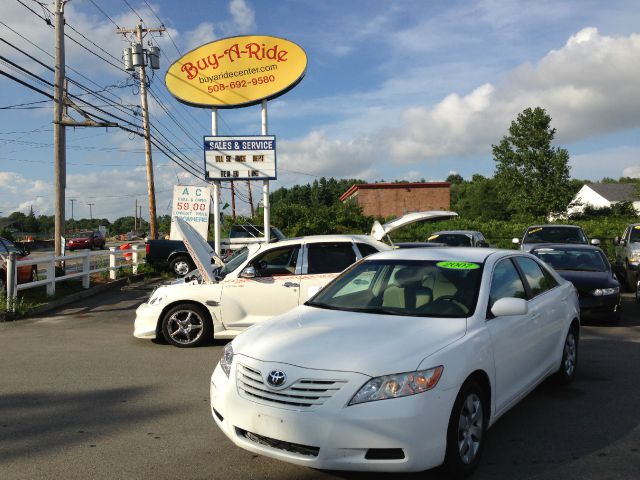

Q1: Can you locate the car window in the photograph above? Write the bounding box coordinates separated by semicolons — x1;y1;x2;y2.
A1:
252;245;300;277
306;243;357;275
514;256;556;297
308;259;482;317
0;238;20;254
488;258;527;311
532;248;607;272
428;234;472;247
523;226;587;244
355;242;379;258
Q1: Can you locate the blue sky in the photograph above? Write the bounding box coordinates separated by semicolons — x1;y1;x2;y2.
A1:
1;0;639;221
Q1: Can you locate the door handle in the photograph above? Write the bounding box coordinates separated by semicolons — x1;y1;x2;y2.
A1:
283;282;299;288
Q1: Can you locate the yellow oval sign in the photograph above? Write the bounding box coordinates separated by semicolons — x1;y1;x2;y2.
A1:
165;35;307;108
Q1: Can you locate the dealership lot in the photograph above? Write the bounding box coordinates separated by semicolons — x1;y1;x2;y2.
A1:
1;282;639;480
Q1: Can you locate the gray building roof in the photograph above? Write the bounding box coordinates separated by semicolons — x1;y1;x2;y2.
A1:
586;183;639;202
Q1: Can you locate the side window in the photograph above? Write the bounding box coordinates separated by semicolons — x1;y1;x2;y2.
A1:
489;258;527;311
515;256;556;297
306;243;357;275
355;242;379;259
252;245;300;277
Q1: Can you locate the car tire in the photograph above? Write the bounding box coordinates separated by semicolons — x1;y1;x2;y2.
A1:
443;378;486;479
552;326;578;385
161;304;211;348
169;255;194;277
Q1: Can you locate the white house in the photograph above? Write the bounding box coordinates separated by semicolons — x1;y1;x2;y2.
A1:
567;183;640;216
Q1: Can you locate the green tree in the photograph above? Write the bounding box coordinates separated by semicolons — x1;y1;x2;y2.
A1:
492;107;573;217
452;175;509;221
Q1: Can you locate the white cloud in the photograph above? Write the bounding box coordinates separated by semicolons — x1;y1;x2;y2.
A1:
622;165;640;178
228;0;256;34
383;28;640;163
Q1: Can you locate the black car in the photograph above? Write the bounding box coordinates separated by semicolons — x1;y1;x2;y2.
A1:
531;244;621;322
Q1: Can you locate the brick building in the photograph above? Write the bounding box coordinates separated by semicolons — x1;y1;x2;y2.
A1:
339;182;451;218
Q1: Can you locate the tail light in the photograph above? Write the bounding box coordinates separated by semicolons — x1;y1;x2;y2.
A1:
145;243;150;255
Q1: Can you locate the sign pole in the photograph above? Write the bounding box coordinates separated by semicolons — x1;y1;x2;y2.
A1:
212;108;221;255
261;100;271;243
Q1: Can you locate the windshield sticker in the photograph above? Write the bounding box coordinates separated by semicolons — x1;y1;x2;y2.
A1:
437;261;480;270
528;227;543;234
428;234;440;240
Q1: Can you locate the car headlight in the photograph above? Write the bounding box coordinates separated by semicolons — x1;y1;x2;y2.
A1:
148;289;167;305
592;287;619;296
629;251;640;264
348;366;443;405
220;343;233;377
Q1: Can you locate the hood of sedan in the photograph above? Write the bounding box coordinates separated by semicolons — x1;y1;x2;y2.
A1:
555;269;618;290
233;305;467;376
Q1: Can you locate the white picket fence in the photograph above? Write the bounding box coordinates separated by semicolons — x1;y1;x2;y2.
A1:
3;245;144;311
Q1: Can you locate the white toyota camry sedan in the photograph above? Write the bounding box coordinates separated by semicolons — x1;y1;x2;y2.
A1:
210;247;580;478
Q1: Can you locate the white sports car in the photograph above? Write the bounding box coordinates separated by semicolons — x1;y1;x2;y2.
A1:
210;247;580;477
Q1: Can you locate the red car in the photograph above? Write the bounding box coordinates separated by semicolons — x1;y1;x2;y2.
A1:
66;231;106;251
0;237;36;290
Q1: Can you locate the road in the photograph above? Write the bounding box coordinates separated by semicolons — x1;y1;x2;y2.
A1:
0;283;639;480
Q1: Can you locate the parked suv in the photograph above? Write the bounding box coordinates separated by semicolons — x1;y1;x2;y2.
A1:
613;224;640;291
513;224;599;252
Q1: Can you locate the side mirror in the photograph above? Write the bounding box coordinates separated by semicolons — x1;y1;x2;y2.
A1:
620;239;627;246
478;241;490;248
491;297;528;317
239;265;256;279
590;238;601;246
512;238;521;245
613;236;620;246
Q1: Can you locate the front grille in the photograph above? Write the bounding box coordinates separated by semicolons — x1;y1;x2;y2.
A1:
236;363;346;409
237;428;320;457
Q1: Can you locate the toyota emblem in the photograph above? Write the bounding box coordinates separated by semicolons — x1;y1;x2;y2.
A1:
267;370;287;387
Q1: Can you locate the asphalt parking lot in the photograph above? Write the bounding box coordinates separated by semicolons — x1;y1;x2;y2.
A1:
1;282;639;480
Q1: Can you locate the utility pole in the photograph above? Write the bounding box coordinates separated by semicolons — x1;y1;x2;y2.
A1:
53;0;67;260
87;202;94;220
231;181;236;219
134;198;138;232
69;198;75;219
117;24;164;241
247;181;254;217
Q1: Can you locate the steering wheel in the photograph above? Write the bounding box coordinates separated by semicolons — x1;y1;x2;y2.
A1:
426;296;468;315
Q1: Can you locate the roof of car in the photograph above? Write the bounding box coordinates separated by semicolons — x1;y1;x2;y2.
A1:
431;230;480;235
526;224;583;229
261;234;388;247
367;246;503;263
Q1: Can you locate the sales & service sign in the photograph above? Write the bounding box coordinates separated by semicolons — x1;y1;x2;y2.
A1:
165;35;307;108
204;136;276;181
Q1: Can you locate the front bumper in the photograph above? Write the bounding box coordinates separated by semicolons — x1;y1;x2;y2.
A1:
133;302;161;339
210;358;456;473
578;293;620;318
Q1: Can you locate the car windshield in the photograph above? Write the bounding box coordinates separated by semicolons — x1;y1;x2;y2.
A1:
532;248;607;272
69;231;92;239
523;226;587;244
220;247;249;275
630;227;640;243
428;233;472;247
306;259;482;318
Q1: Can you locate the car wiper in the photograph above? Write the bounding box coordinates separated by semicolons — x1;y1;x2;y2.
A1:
305;301;343;311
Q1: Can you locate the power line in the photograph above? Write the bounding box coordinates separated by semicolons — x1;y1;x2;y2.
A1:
87;0;120;29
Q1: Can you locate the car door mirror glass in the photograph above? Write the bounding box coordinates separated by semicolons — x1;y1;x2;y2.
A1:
240;265;256;279
590;238;600;246
491;297;528;317
512;238;520;244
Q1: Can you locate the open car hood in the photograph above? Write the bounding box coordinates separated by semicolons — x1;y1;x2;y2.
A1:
173;217;223;284
370;211;458;241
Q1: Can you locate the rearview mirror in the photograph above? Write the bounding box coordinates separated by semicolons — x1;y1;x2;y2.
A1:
239;265;256;279
491;297;528;317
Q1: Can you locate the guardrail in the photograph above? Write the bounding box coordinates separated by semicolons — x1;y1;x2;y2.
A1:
3;245;143;311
